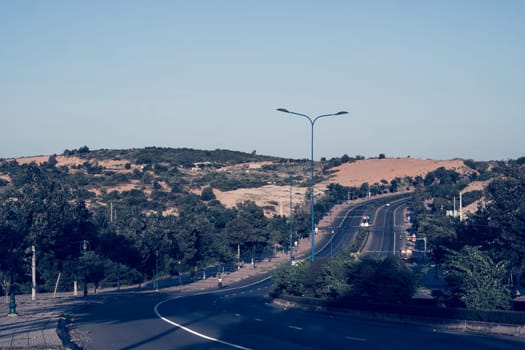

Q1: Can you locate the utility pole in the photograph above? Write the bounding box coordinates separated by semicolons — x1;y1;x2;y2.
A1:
31;245;36;301
459;191;463;222
289;174;293;266
155;250;159;291
237;243;240;269
82;240;89;297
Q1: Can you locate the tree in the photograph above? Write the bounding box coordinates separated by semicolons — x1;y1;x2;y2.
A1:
347;256;416;304
320;251;355;298
78;145;90;154
235;201;268;247
0;199;27;294
78;251;105;294
443;246;512;310
266;215;289;251
272;261;310;297
0;164;100;292
358;183;370;198
389;178;399;193
303;257;330;297
341;154;351;163
98;229;141;273
225;216;252;260
200;186;216;201
456;163;525;292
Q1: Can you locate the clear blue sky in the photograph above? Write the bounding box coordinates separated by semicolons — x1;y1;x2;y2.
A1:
1;1;523;161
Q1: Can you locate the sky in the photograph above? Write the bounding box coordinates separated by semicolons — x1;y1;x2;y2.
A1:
1;1;524;161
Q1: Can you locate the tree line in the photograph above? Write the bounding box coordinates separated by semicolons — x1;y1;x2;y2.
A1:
0;151;408;297
0;163;291;294
272;159;525;312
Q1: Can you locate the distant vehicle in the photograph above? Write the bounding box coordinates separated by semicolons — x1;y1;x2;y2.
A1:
292;259;306;266
360;215;370;227
386;203;390;207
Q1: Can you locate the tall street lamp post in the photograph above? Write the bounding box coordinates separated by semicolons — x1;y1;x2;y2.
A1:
155;250;159;291
289;174;293;266
277;108;348;262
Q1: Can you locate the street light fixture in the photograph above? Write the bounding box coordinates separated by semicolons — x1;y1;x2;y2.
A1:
277;108;348;262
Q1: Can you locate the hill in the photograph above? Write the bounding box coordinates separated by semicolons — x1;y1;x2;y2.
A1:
2;149;478;217
0;147;482;216
1;148;308;217
0;147;511;295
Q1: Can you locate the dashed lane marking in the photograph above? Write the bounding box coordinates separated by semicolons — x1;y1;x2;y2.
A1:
288;325;303;330
345;336;367;342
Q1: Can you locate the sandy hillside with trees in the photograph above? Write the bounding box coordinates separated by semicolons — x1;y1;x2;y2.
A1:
214;158;473;214
9;154;477;217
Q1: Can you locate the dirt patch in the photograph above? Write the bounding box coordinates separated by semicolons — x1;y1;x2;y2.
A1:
462;180;490;193
11;155;50;165
9;155;138;173
104;181;142;193
214;185;307;217
460;180;491;216
324;158;471;187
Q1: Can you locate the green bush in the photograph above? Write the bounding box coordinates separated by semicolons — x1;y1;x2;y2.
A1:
272;261;310;297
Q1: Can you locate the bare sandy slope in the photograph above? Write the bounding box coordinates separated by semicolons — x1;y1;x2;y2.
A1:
13;155;131;170
458;179;492;216
324;158;470;187
9;156;50;165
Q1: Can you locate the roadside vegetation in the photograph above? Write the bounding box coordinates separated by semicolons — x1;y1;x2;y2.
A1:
272;158;525;319
0;147;400;296
273;251;417;305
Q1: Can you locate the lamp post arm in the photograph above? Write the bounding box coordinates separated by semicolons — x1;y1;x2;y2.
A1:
277;109;312;122
313;113;337;125
313;111;348;125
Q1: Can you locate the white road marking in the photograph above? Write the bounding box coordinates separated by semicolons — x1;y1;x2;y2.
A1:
154;276;271;350
154;301;252;349
345;336;367;342
288;325;303;330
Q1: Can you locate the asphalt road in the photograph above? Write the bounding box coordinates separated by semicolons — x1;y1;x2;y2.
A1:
315;200;373;258
72;280;525;350
156;283;525;350
69;198;525;349
362;198;409;258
